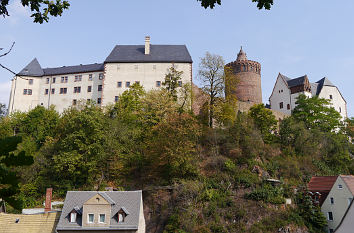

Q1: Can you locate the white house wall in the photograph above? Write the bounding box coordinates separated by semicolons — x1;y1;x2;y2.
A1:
8;76;41;113
102;63;192;106
318;86;347;119
269;76;291;115
321;177;353;233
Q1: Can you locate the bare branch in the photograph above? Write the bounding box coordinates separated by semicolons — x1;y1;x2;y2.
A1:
0;42;15;58
0;63;16;75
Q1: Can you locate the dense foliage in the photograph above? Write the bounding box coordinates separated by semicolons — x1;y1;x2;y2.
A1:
0;82;352;232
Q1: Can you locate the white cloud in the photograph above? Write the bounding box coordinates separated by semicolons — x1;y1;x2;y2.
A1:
0;81;11;106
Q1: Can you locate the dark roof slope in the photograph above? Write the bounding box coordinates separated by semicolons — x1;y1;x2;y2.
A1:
17;58;44;77
105;45;193;63
43;63;104;76
286;75;308;87
315;77;335;95
56;191;142;231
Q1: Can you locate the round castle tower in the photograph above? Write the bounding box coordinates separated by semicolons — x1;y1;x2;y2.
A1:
225;47;262;104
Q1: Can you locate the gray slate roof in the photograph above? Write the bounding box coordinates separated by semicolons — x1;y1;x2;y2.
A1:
286;75;308;87
105;45;193;63
43;63;104;76
56;191;142;231
279;73;337;96
18;58;44;77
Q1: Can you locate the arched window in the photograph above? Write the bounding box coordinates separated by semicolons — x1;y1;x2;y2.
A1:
242;65;246;71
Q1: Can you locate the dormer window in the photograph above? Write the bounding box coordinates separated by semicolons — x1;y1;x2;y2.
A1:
115;207;129;223
118;213;124;223
70;213;77;223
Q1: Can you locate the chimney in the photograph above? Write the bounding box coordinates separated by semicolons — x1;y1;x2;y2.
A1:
145;36;150;55
44;188;52;212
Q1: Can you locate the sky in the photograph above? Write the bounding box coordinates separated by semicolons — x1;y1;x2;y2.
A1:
0;0;353;117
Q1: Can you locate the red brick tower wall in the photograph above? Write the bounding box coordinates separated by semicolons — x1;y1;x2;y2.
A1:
225;49;262;104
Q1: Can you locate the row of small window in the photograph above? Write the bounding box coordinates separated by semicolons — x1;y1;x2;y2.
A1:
73;98;102;105
40;73;104;84
116;81;182;88
279;102;291;110
70;212;124;224
117;64;178;70
72;96;121;106
43;85;102;95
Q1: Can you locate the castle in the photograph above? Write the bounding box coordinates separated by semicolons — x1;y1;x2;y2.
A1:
8;36;192;114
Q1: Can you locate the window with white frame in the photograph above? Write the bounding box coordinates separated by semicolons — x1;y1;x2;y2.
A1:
46;78;50;84
87;86;92;93
99;214;105;223
52;77;56;83
117;81;122;88
88;74;93;81
70;212;77;223
74;75;82;82
45;89;49;95
338;184;343;189
88;214;94;223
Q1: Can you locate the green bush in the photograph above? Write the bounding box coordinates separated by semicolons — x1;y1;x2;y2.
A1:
244;183;285;204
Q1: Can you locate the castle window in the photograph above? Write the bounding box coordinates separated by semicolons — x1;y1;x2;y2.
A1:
329;95;333;100
279;102;284;109
97;98;102;104
51;88;55;94
88;74;93;81
45;89;49;95
99;73;104;80
87;86;92;93
87;99;91;103
338;184;343;189
70;213;77;223
126;82;130;88
178;81;182;87
46;78;50;84
156;81;161;87
287;104;290;110
74;75;82;82
117;82;122;88
330;197;334;204
115;96;119;103
72;99;77;105
52;77;56;83
28;79;33;85
98;85;103;91
60;88;67;94
74;86;81;93
61;76;68;83
135;81;140;85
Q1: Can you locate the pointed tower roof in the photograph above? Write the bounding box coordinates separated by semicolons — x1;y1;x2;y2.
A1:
18;58;44;77
315;77;335;95
236;46;248;61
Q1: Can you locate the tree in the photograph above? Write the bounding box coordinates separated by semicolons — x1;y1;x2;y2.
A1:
249;104;277;143
198;0;273;9
163;66;183;100
0;0;70;23
0;136;33;209
0;103;6;118
292;95;342;132
198;52;225;128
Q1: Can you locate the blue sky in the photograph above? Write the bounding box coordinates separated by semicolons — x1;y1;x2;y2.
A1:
0;0;353;117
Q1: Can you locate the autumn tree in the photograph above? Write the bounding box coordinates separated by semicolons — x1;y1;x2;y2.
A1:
0;0;70;23
163;66;183;100
292;94;342;132
198;52;225;128
0;136;33;209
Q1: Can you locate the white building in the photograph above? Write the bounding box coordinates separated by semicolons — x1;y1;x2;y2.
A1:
269;73;347;119
8;37;193;114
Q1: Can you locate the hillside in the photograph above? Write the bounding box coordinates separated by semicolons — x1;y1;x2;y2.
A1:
0;85;353;233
